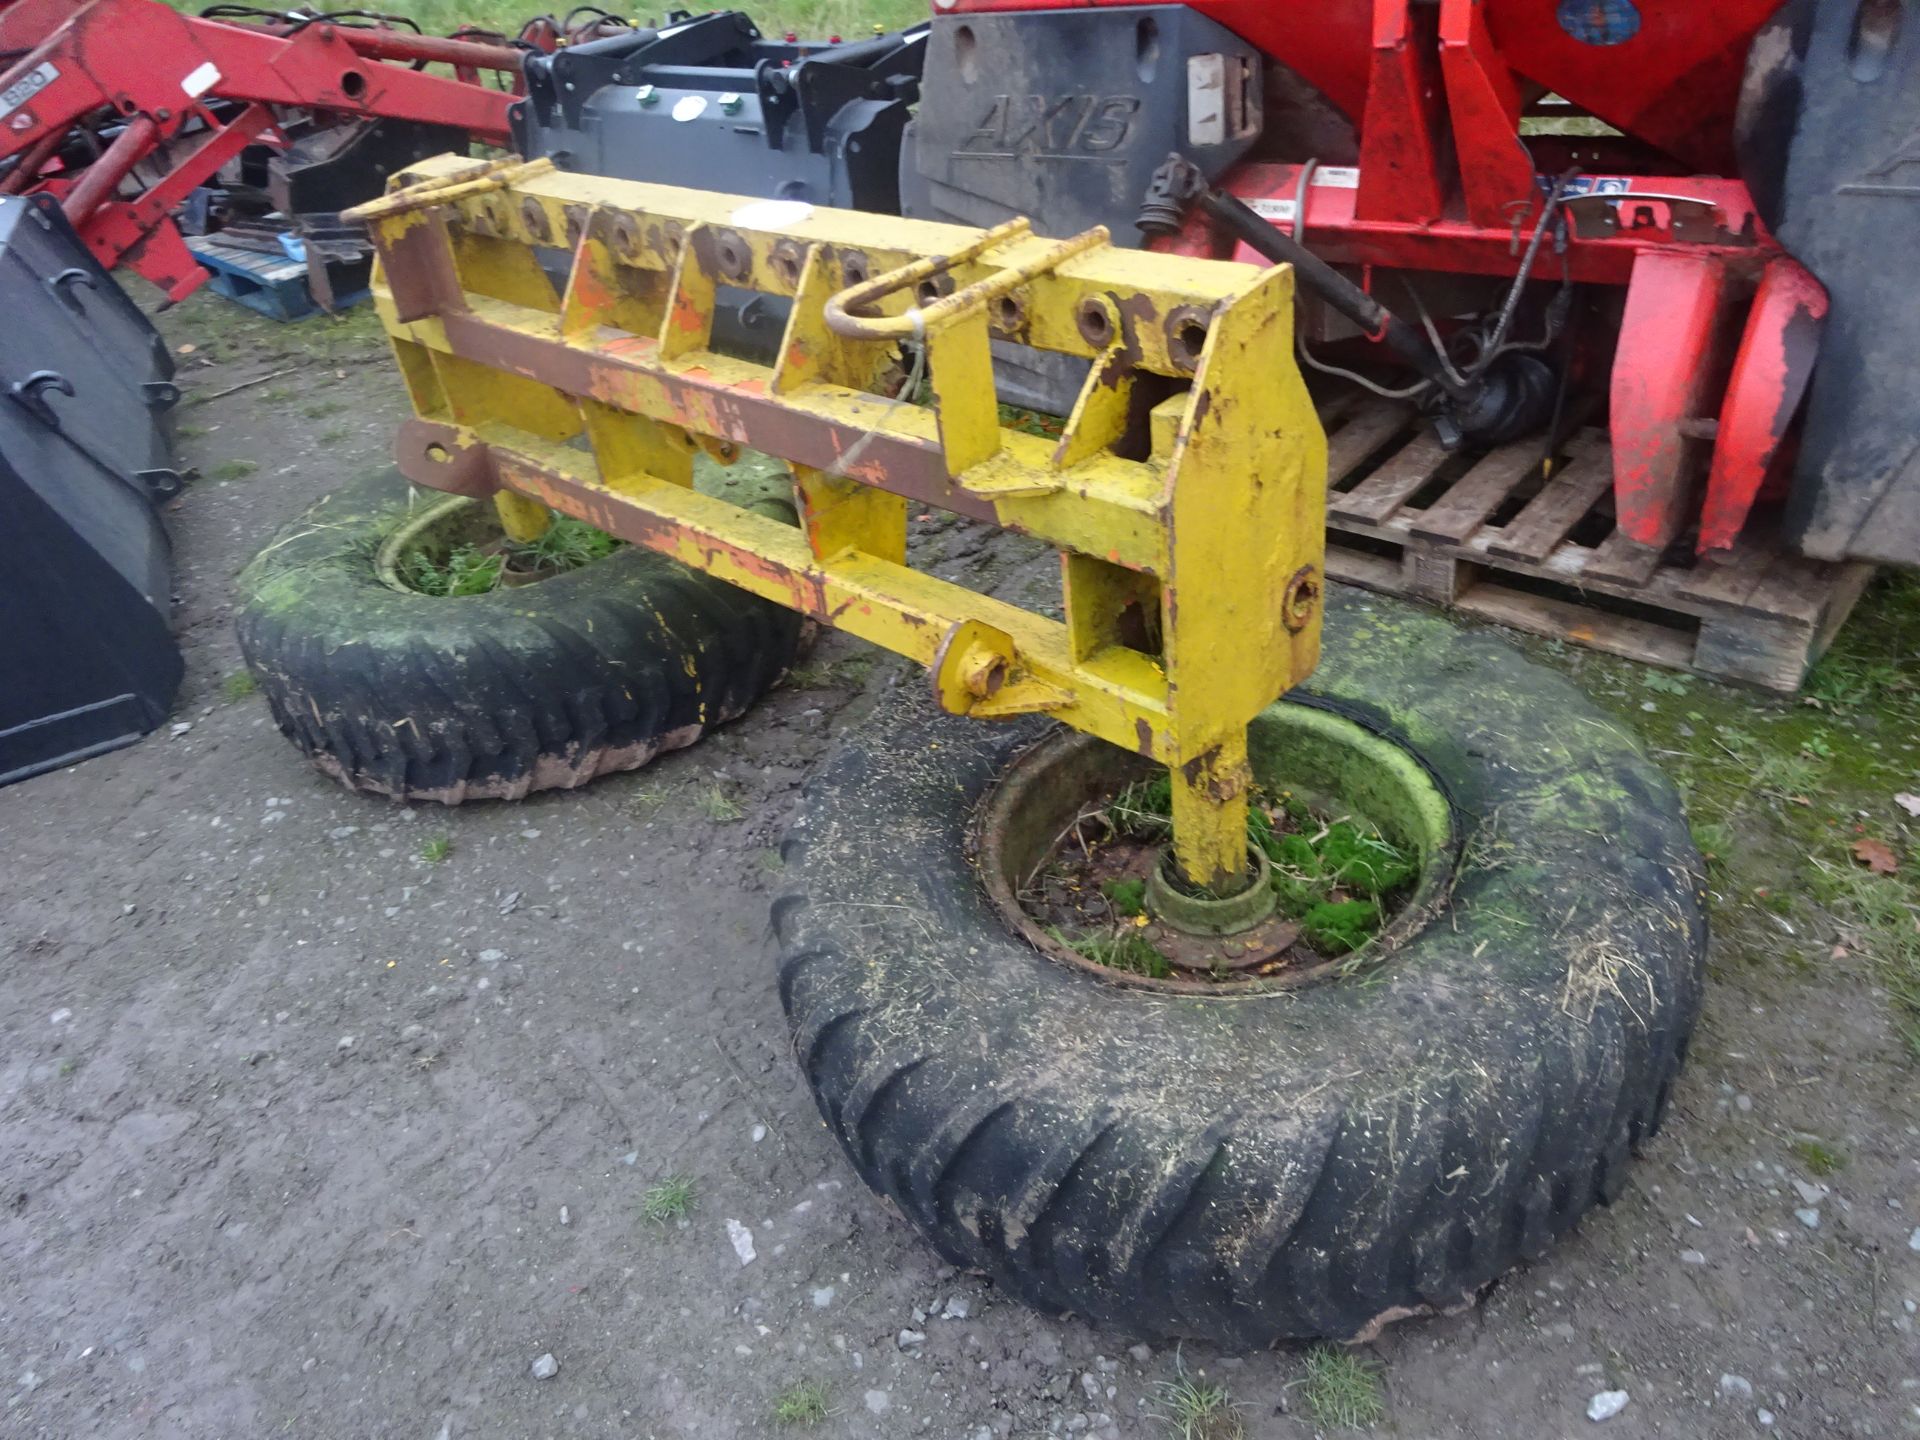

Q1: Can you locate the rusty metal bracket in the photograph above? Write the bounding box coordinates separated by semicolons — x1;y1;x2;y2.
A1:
350;156;1326;890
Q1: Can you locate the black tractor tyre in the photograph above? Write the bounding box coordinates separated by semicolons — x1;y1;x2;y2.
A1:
773;596;1707;1344
236;469;807;802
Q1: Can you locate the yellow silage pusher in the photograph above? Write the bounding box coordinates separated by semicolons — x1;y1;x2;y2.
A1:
348;153;1327;894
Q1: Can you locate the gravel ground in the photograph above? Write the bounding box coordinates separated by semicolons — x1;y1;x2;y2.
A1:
1;294;1916;1440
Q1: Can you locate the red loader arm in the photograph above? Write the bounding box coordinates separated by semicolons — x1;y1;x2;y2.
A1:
0;0;519;300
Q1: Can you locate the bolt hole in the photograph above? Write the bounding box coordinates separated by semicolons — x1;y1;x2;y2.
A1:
841;254;869;286
996;295;1022;332
1135;16;1160;82
425;443;450;463
1171;318;1209;366
1850;0;1902;80
340;70;368;99
1077;301;1112;347
917;280;943;306
953;24;978;84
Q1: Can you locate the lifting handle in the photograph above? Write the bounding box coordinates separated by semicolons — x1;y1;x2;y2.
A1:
824;220;1109;341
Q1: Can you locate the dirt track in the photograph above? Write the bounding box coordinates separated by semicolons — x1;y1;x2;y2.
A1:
1;295;1916;1439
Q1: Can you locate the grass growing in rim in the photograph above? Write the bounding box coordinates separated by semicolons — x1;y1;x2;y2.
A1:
522;514;622;570
222;671;258;701
399;542;503;597
420;834;452;864
1152;1361;1243;1440
399;516;620;596
1097;769;1417;956
1296;1345;1385;1429
1048;924;1171;980
771;1379;831;1426
640;1174;697;1226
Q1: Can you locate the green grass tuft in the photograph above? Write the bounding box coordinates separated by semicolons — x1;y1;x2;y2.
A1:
1297;1345;1386;1429
399;542;503;597
520;514;621;570
1788;1138;1846;1177
1301;898;1383;956
1101;877;1147;917
772;1379;831;1426
699;785;744;823
1050;925;1170;979
222;671;258;702
210;459;257;482
640;1174;697;1226
1152;1363;1243;1440
420;834;452;864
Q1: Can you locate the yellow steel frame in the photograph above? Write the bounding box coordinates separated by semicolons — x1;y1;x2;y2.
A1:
350;155;1327;891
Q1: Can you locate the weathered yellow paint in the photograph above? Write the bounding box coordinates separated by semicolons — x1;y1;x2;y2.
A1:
493;489;552;543
350;160;1326;893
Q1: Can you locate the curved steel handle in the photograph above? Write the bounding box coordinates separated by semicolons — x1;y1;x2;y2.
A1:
10;370;75;426
823;219;1109;341
46;267;97;314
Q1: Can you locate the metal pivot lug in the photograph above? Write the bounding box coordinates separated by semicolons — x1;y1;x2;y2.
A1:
932;618;1015;715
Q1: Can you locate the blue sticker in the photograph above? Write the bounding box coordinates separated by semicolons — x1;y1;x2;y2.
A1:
1557;0;1641;47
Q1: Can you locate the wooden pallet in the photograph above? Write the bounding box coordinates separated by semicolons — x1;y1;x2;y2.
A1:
1316;393;1874;691
187;234;370;321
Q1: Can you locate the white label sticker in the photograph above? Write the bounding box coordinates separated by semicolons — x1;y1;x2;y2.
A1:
671;95;708;123
1186;54;1226;147
1312;167;1361;189
1248;197;1298;223
0;60;58;122
181;61;222;100
731;199;815;229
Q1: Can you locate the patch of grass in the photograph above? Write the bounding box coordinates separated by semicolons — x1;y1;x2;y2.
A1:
998;402;1065;440
772;1379;831;1426
420;834;452;864
302;401;346;420
1811;854;1920;1058
176;421;210;439
782;661;835;689
210;459;257;482
1300;897;1384;955
640;1173;697;1226
517;513;621;571
1691;820;1736;866
1789;1138;1847;1177
830;653;877;688
221;671;258;701
1076;770;1416;964
320;426;351;444
1152;1363;1243;1440
1050;924;1171;980
1752;749;1825;800
399;542;503;597
699;785;744;823
1296;1345;1386;1429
